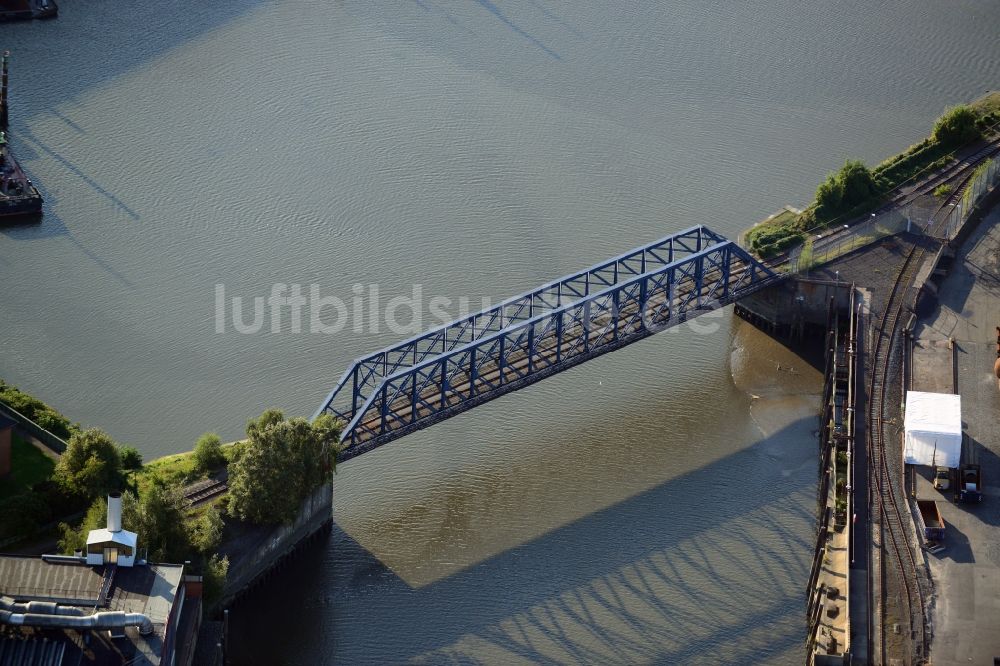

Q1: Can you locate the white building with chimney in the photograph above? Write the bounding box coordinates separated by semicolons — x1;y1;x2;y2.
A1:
86;492;138;567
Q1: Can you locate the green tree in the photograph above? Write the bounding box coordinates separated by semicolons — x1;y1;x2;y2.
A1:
838;159;876;206
57;495;109;554
227;410;341;525
57;521;86;555
54;429;123;500
0;492;50;539
189;506;225;554
132;484;189;562
815;160;876;219
226;440;248;465
815;172;844;211
933;105;980;147
119;445;143;471
246;408;285;439
203;554;229;604
312;413;342;476
193;433;226;473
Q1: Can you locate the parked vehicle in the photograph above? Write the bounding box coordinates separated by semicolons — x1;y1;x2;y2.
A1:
956;464;983;503
917;499;945;542
933;466;952;491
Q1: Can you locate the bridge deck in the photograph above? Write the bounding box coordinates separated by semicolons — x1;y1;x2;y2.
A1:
316;226;780;459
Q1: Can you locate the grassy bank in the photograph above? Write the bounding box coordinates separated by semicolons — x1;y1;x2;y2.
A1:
1;384;338;610
746;93;1000;258
133;440;239;497
0;379;80;440
0;435;55;502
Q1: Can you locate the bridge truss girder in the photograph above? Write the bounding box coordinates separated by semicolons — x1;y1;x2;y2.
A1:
319;231;779;461
317;225;726;426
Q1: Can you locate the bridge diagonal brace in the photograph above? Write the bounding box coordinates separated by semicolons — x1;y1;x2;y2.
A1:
325;232;781;459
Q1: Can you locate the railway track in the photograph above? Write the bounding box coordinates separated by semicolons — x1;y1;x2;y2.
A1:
889;137;1000;207
182;476;228;506
866;162;983;663
868;234;924;663
346;260;768;445
763;134;1000;270
352;142;998;449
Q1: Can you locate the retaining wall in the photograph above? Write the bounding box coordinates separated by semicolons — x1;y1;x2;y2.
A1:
0;401;67;455
214;481;332;612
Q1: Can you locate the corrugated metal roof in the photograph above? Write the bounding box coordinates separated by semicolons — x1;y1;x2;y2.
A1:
0;555;103;602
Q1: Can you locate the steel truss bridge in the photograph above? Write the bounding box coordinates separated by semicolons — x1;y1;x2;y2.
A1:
314;225;781;460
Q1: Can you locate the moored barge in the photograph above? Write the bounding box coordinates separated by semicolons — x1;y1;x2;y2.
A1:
0;132;42;220
0;51;42;223
0;0;57;22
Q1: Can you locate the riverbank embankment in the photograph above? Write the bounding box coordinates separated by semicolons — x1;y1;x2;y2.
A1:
745;92;1000;259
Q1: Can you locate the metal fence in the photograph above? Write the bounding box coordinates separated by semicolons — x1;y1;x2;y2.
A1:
781;155;1000;275
937;156;1000;240
786;207;911;275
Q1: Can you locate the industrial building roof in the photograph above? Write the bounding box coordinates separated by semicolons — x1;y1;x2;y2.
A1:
0;555;105;604
0;555;185;665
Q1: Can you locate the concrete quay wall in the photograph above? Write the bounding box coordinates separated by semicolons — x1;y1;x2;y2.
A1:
215;481;332;612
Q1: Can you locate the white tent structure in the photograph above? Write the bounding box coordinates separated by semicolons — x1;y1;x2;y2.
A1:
903;391;962;468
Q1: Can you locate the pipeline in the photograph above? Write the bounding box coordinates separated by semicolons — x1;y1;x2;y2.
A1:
1;598;85;616
0;597;153;635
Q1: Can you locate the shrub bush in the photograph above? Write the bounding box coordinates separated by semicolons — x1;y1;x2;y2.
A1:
189;506;225;554
54;429;124;501
933;183;953;198
933;105;981;147
193;433;226;473
227;411;341;525
816;173;844;212
0;380;78;440
0;492;51;539
119;445;143;470
203;554;229;604
815;160;876;222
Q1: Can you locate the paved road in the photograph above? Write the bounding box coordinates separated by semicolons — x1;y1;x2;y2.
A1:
912;204;1000;665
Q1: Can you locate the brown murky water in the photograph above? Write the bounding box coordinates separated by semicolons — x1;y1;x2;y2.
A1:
1;1;997;662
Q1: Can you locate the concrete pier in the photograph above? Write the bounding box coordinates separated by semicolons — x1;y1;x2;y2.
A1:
736;275;856;339
215;481;333;612
805;286;861;664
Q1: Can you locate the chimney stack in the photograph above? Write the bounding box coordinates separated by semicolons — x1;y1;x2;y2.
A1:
107;492;122;533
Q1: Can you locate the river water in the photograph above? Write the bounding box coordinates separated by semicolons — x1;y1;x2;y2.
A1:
2;1;998;663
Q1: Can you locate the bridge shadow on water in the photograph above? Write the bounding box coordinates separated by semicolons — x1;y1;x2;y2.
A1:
228;418;818;665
